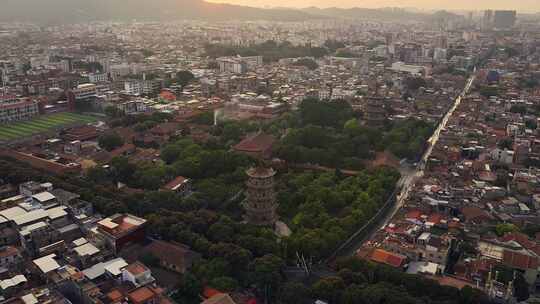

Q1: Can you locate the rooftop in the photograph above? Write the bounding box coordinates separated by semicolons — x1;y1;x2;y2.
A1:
202;293;237;304
128;286;156;304
124;261;149;276
83;258;127;280
0;275;27;291
73;243;100;257
369;248;407;268
97;214;146;238
233;133;276;153
32;192;55;203
246;166;276;178
12;209;48;226
33;254;61;274
162;176;189;191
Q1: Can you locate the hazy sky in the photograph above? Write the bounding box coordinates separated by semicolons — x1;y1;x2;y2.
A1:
206;0;540;12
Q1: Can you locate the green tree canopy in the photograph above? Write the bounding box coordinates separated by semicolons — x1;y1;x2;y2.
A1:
176;70;195;90
98;132;124;151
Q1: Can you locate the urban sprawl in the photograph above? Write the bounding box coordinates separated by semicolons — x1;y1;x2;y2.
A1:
0;8;540;304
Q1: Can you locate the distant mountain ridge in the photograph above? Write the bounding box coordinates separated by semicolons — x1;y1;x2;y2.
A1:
301;6;433;22
0;0;449;24
0;0;314;23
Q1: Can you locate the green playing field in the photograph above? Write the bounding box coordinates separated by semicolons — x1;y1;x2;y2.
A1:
0;112;97;141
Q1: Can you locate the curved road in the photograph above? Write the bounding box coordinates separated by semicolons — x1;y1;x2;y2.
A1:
344;75;476;256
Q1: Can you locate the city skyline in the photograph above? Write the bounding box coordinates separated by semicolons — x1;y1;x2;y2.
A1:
206;0;540;13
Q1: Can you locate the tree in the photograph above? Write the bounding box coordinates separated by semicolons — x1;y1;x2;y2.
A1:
134;120;157;132
310;47;328;58
342;284;367;304
140;252;160;267
299;98;353;128
525;119;537;130
194;258;232;280
249;254;284;301
222;123;243;143
207;222;235;242
324;40;346;52
279;282;310;304
335;49;358;58
208;242;252;271
98;132;124;151
133;166;167;190
294;58;318;70
172;272;203;304
480;86;500;98
311;276;345;304
498;138;513;150
161;144;183;164
86;166;110;184
110;156;136;183
141;49;154;57
176;70;195;90
510;104;527;114
192;111;214;125
209;276;238;292
344;118;361;136
495;223;519;236
504;47;520;58
104;106;123;118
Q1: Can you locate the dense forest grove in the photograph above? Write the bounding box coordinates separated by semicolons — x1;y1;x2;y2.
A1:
0;99;489;304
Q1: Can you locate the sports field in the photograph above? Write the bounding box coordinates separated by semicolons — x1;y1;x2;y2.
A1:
0;112;97;141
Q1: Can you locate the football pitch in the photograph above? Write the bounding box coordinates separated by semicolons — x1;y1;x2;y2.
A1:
0;112;97;141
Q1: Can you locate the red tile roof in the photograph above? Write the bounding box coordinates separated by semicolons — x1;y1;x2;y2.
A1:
145;240;198;271
460;206;493;223
502;250;539;270
203;287;223;299
202;293;237;304
370;151;400;169
406;210;422;220
150;123;179;136
233;133;275;153
110;144;136;158
162;176;188;191
128;286;156;304
427;213;443;224
159;91;176;102
369;249;407;268
107;289;124;303
499;232;537;250
426;275;478;290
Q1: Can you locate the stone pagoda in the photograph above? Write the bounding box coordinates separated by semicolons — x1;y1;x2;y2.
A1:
243;166;278;226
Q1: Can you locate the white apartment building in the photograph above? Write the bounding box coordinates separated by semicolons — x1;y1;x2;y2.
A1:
124;80;158;96
390;62;426;76
88;73;108;83
115;99;147;115
218;59;247;74
73;83;97;100
217;56;262;74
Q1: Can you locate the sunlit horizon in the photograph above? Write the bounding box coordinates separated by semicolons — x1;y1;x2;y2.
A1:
206;0;540;13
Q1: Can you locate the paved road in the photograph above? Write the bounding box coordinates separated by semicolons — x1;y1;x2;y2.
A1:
345;75;476;255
